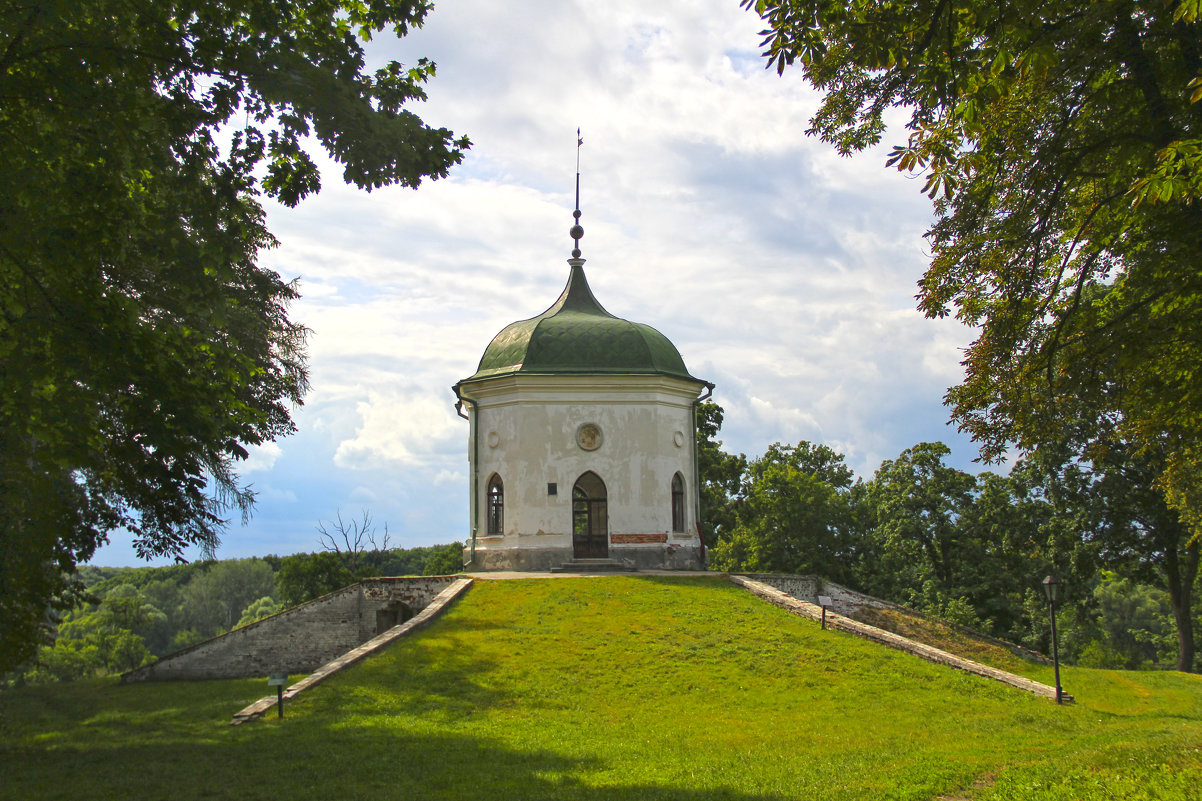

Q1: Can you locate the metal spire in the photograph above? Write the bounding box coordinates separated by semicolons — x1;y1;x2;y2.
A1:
569;128;584;261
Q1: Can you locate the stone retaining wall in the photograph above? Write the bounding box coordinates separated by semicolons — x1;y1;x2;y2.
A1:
730;575;1057;699
122;576;461;682
741;573;1050;664
737;573;899;616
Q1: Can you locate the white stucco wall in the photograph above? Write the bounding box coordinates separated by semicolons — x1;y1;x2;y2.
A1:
457;374;706;565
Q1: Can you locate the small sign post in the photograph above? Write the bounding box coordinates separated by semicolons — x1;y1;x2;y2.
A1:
268;673;289;718
817;596;833;630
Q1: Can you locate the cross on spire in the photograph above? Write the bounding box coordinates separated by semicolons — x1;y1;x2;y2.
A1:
570;128;584;260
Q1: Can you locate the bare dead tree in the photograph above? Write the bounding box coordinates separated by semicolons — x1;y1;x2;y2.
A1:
316;509;389;574
367;521;391;552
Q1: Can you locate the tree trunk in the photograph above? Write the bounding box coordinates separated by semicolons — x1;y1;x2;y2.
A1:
1164;538;1199;673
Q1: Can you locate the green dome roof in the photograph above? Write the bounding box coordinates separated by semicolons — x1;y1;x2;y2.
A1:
459;261;700;384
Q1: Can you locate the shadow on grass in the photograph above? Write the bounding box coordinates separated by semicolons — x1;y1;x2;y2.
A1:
4;712;807;801
298;637;514;719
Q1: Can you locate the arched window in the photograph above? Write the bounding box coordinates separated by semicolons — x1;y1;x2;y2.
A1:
572;471;608;558
671;472;685;533
486;474;504;535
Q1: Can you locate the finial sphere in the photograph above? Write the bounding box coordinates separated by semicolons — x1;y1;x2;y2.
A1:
569;224;584;240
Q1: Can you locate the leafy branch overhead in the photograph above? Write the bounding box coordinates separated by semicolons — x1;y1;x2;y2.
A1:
0;0;468;675
746;0;1201;203
743;0;1202;534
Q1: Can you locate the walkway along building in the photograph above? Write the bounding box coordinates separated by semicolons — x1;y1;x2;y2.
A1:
453;203;713;571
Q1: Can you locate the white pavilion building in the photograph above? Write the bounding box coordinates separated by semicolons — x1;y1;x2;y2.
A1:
453;204;712;571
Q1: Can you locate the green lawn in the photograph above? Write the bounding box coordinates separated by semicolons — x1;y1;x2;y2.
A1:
2;575;1200;800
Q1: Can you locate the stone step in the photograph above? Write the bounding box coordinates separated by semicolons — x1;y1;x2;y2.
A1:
550;559;636;573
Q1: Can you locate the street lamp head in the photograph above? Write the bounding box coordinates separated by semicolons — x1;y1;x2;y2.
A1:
1042;574;1066;704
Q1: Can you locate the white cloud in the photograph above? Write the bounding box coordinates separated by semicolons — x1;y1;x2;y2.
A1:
256;485;298;504
241;442;282;473
349;487;380;503
334;391;462;470
433;469;466;487
88;0;989;566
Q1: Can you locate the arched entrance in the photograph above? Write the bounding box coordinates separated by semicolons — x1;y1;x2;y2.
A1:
572;471;608;558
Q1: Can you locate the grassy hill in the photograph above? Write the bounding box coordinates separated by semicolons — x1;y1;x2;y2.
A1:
2;575;1200;800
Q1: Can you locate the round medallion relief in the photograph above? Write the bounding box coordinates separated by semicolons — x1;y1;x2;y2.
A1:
486;430;500;448
575;423;603;451
673;430;686;448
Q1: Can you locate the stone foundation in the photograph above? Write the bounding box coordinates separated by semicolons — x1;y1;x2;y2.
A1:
465;542;704;572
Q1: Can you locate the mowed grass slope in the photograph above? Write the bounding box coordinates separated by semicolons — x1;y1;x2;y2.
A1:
2;575;1200;801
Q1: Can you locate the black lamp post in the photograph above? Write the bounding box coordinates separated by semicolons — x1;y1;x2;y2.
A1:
1042;575;1064;704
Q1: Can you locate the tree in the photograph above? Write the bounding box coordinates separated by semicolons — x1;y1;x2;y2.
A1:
743;1;1202;531
695;401;747;549
316;509;391;575
179;558;277;636
27;584;163;682
275;551;355;607
236;596;285;628
952;471;1047;638
1021;422;1199;671
1087;574;1177;668
710;441;858;581
862;443;977;608
419;543;465;576
0;0;468;673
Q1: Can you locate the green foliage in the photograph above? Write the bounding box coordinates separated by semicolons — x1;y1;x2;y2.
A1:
88;561;215;598
273;542;464;607
863;442;976;598
2;577;1201;800
274;551;354;607
178;559;277;637
418;543;465;576
849;604;1042;678
1016;423;1200;671
169;629;206;652
955;471;1052;637
710;441;858;581
1076;640;1130;670
6;543;464;685
0;0;468;675
235;596;285;628
695;401;747;548
24;584;164;682
910;581;992;634
857;443;1052;642
356;543;463;577
29;638;105;684
1091;575;1177;668
743;0;1202;546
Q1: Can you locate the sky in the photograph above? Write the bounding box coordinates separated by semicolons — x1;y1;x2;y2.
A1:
90;0;984;567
